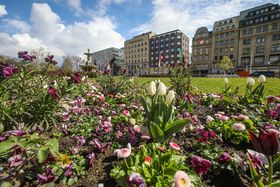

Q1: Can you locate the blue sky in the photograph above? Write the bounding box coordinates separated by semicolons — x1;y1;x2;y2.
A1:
0;0;279;58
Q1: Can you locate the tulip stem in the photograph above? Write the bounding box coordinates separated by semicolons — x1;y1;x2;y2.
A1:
268;156;273;185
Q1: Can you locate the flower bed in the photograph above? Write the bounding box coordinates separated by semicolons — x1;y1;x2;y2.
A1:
0;52;279;187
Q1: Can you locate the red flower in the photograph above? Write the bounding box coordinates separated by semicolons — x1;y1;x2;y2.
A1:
48;86;59;99
191;155;211;175
71;73;81;84
144;156;152;165
268;110;278;119
249;130;279;156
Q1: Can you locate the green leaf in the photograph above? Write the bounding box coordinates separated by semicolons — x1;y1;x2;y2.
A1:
164;119;190;141
149;122;164;142
266;182;280;187
0;140;15;154
48;138;59;153
0;181;12;187
37;146;49;163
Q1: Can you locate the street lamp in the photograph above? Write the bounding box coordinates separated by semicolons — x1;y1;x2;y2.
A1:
268;61;270;71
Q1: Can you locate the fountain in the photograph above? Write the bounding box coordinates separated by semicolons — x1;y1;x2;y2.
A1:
80;49;98;77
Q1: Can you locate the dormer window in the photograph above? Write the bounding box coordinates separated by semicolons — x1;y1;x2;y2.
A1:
271;6;275;10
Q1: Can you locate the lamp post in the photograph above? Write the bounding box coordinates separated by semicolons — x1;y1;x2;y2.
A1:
268;61;270;71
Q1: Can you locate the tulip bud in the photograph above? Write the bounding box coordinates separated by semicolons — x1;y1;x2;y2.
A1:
166;90;175;105
206;115;214;124
247;77;255;86
147;81;156;96
258;75;266;83
224;78;228;84
158;82;167;95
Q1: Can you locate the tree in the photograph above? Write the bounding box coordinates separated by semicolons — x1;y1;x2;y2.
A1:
62;55;74;75
219;56;233;76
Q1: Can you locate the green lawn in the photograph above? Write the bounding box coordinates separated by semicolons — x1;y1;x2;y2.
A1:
132;77;280;96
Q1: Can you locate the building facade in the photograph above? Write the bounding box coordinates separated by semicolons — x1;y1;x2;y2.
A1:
93;47;124;70
192;27;212;75
238;3;280;72
149;29;189;73
124;32;155;75
211;16;240;73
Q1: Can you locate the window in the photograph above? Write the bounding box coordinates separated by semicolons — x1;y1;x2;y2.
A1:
241;57;250;65
255;18;259;23
271;44;280;52
230;47;234;52
215;56;218;60
225;39;229;45
220;33;224;38
230;39;234;45
256;36;265;43
272;23;278;30
224;48;228;53
256;26;262;33
263;25;268;32
256;46;265;54
255;56;264;65
220;41;224;46
272;33;280;41
269;55;280;63
271;6;275;11
271;15;276;19
242;48;250;55
243;38;251;45
225;32;229;37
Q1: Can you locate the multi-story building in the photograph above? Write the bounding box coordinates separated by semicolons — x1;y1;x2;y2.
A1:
211;16;240;73
192;27;212;75
149;29;189;73
238;3;280;72
93;47;124;70
124;32;155;75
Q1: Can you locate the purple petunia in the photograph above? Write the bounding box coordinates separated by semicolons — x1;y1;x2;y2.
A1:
191;155;212;175
45;55;58;65
18;51;36;62
126;173;147;187
1;66;18;78
217;152;231;163
37;168;55;184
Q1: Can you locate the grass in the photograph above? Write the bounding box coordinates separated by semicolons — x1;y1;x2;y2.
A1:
131;77;280;96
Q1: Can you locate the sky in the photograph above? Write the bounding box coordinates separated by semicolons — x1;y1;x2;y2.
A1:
0;0;279;59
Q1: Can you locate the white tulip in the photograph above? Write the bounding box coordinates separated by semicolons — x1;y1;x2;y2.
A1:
147;81;156;96
43;85;48;89
258;75;266;83
158;82;167;95
166;90;175;105
224;78;228;84
247;77;255;86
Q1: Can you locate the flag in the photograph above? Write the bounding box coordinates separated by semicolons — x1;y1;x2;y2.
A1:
158;52;163;67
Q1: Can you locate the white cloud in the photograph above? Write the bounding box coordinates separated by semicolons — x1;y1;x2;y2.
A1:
0;3;125;60
3;19;30;33
67;0;82;15
0;5;7;17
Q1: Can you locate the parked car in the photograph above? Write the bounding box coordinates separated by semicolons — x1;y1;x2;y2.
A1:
249;71;275;77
